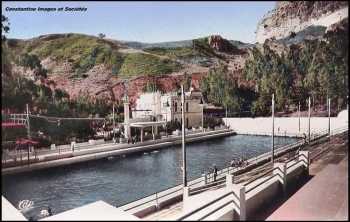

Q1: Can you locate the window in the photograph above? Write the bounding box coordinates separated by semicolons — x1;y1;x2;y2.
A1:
186;102;189;112
186;118;189;128
175;102;177;112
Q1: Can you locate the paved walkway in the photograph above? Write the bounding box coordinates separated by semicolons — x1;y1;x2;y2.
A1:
266;151;348;220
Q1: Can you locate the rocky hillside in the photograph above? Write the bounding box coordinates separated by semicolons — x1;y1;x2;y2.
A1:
256;1;348;43
5;33;249;107
3;2;348;116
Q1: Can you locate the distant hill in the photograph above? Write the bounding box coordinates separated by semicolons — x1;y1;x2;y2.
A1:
123;38;253;50
122;39;193;49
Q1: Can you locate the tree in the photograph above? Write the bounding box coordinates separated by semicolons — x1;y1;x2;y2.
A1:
98;33;106;39
200;65;246;115
1;15;10;40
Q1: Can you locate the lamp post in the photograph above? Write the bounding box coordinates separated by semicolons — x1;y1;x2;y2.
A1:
199;97;204;132
181;85;187;189
165;100;170;137
26;104;31;139
112;103;115;142
328;97;331;136
298;101;300;132
308;97;311;143
271;94;275;164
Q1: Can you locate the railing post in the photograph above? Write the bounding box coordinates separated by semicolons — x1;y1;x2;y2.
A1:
183;186;190;202
237;185;246;221
273;162;287;196
298;151;310;175
155;193;159;210
226;173;234;189
202;173;208;185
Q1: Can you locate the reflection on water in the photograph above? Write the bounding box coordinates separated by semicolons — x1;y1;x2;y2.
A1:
2;135;297;219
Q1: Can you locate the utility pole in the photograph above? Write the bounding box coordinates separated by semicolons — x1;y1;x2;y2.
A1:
225;106;228;127
328;97;331;136
271;94;275;164
26;104;31;166
347;95;348;112
308;97;311;143
26;104;31;139
298;101;300;132
112;103;115;141
202;104;204;132
181;85;187;188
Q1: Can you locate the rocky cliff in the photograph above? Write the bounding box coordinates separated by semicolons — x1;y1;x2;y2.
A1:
6;34;247;107
256;1;348;43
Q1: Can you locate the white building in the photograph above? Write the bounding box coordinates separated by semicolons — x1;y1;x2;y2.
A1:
132;89;204;129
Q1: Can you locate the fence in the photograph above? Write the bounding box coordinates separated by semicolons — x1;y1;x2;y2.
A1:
118;138;305;216
176;151;311;221
176;190;242;221
118;125;347;217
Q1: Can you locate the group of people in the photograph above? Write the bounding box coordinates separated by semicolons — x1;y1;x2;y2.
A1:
230;157;248;168
205;165;218;182
204;157;249;183
127;135;139;144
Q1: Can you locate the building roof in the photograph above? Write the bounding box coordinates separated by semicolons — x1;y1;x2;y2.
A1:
129;121;167;128
16;139;39;145
204;104;224;110
2;122;26;128
40;201;140;221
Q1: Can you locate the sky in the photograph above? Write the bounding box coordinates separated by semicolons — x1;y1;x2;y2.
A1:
2;1;276;43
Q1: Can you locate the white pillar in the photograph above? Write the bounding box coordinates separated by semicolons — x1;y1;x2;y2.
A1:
273;162;287;194
233;184;246;221
124;102;131;140
226;173;234;189
298;150;310;175
183;186;190;202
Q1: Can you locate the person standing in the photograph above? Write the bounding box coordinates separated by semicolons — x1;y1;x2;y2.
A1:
213;165;218;182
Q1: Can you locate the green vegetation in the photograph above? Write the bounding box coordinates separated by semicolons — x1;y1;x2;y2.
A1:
9;34;125;77
200;65;255;116
119;53;182;78
7;34;187;79
192;37;224;58
144;46;201;60
144;37;224;61
143;79;160;93
2;73;123;144
18;53;48;78
243;26;348;115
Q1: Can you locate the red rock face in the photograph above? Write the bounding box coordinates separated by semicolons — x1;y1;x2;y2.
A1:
207;35;242;54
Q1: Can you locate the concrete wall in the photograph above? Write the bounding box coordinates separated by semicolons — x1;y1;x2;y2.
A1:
224;110;348;136
246;179;281;218
2;129;234;175
245;162;307;219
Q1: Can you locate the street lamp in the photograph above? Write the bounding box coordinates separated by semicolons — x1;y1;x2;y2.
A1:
199;97;204;132
112;103;117;142
180;85;188;199
164;99;170;137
